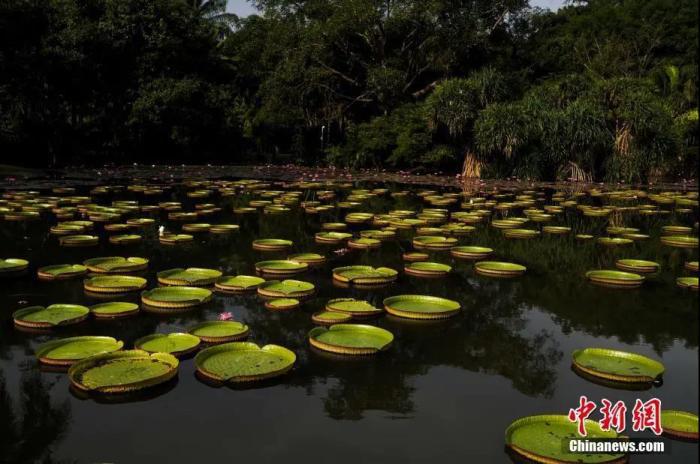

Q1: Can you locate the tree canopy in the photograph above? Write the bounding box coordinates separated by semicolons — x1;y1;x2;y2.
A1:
0;0;697;181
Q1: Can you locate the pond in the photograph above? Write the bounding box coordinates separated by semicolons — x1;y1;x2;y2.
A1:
0;179;697;463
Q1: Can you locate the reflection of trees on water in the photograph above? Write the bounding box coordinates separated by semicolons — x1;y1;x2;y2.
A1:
0;369;73;464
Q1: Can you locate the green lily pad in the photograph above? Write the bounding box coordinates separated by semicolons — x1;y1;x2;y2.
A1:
265;298;300;310
412;235;458;250
332;266;398;285
325;298;383;317
661;410;698;440
383;295;461;320
109;234;142;244
83;256;148;273
685;261;699;272
503;228;540;239
403;252;429;262
677;277;699;290
59;235;99;247
157;267;222;286
288;253;326;265
159;233;193;244
475;261;526;278
134;333;201;357
315;231;352;243
90;302;140;319
0;258;29;273
661;235;698;248
210;224;240;234
348;237;381;249
255;260;308;275
597;237;633;246
506;414;623;463
257;279;315;298
195;342;296;382
450;246;493;260
252;238;293;251
188;321;250;343
543;226;571;235
615;259;659;274
141;286;212;308
662;225;693;235
309;324;394;355
312;311;353;325
586;270;644;288
68;350;179;393
572;347;665;383
84;275;148;293
215;275;266;292
35;336;123;366
405;262;452;276
13;304;90;328
37;264;88;280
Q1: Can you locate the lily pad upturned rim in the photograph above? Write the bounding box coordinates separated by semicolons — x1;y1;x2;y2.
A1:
308;324;394;355
325;298;383;317
37;264;88;280
134;333;202;357
405;261;452;277
215;275;266;292
474;261;527;277
252;238;293;250
255;260;309;275
288;253;326;265
660;410;699;440
615;259;660;274
59;235;99;247
314;231;352;243
402;252;429;262
188;320;250;343
0;258;29;273
68;350;179;394
677;277;699;290
331;265;398;285
412;235;458;250
685;261;699;272
256;279;316;298
572;347;665;384
156;267;223;286
505;414;625;464
194;342;296;383
312;310;353;325
141;286;213;309
265;298;301;310
586;270;644;288
159;233;194;244
347;237;382;249
35;336;124;366
84;275;148;293
450;246;493;259
660;235;699;248
89;302;140;319
383;294;461;320
82;256;149;273
13;304;90;328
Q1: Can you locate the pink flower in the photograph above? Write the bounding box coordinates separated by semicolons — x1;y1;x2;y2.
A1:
218;312;233;321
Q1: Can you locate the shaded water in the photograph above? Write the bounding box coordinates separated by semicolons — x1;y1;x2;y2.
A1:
0;181;697;463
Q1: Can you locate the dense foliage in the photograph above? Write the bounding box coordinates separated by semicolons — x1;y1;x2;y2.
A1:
1;0;697;181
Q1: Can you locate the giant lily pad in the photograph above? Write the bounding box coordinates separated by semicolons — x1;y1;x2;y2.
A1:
141;286;212;309
586;270;644;288
215;275;265;293
159;233;193;245
195;342;295;383
309;324;393;355
35;336;124;366
677;277;699;290
661;410;698;440
348;237;381;249
475;261;526;278
0;258;29;273
312;311;353;325
288;253;326;266
405;262;451;277
135;333;201;357
157;267;222;286
255;260;308;275
83;256;148;274
572;348;664;384
383;295;461;320
68;350;179;393
506;414;624;463
37;264;88;280
503;228;540;239
13;304;90;328
257;279;315;298
597;237;633;247
188;321;250;343
252;238;293;251
109;234;142;245
210;224;240;234
412;235;458;250
325;298;383;318
59;235;99;247
332;266;398;285
84;275;147;293
661;235;698;249
315;231;352;244
265;298;300;310
450;246;493;260
90;302;139;319
615;259;659;274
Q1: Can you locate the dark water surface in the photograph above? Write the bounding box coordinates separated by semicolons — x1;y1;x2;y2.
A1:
0;181;697;463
